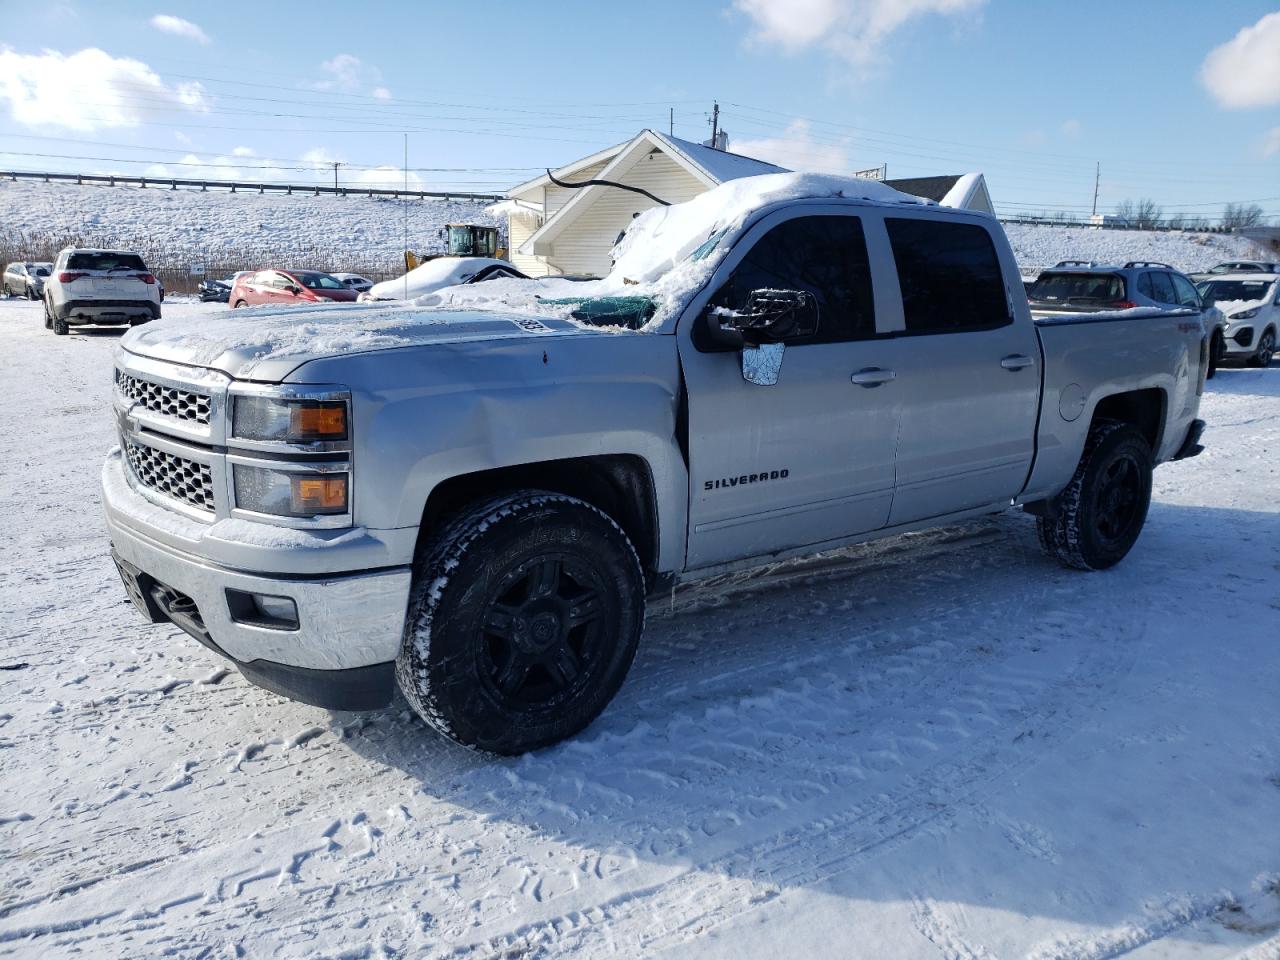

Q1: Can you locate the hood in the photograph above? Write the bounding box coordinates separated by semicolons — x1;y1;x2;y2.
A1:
120;302;603;381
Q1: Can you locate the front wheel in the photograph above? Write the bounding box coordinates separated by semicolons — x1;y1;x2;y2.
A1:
397;492;645;755
1037;420;1153;571
1207;330;1223;380
1248;329;1275;368
232;300;247;309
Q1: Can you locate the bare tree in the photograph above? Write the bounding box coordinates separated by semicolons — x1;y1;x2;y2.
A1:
1221;202;1264;230
1133;198;1162;229
1115;199;1135;224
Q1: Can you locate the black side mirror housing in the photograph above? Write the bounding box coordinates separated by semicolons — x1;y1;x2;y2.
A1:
715;288;818;345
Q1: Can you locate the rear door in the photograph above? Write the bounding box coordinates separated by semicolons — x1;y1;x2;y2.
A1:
866;215;1041;525
678;207;903;570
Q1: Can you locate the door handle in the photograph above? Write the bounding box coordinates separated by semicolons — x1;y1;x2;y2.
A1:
1000;354;1034;371
851;367;896;387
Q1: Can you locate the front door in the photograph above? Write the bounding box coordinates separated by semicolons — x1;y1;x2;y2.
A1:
679;210;903;570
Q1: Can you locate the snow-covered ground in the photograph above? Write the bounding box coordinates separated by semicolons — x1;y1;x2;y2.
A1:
0;179;498;269
1;297;1278;959
1002;221;1268;274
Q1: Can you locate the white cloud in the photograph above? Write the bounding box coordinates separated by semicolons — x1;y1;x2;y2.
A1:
311;54;387;96
1264;126;1280;158
150;14;211;44
1201;11;1280;109
145;153;245;181
231;145;255;157
732;119;851;174
733;0;985;66
352;165;424;190
0;48;207;131
1060;118;1082;138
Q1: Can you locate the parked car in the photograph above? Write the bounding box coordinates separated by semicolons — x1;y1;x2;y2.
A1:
1196;273;1278;367
1027;260;1225;376
360;257;527;301
229;269;359;307
198;273;250;303
43;248;161;335
105;175;1209;755
3;261;53;299
1189;260;1280;282
331;273;374;293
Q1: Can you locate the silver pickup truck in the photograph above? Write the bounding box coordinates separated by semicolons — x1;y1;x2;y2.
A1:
103;174;1209;754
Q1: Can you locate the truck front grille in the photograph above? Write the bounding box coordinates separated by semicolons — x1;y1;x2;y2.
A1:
116;371;211;425
124;438;216;513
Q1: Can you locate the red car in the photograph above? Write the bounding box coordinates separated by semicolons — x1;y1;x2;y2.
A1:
229;269;359;308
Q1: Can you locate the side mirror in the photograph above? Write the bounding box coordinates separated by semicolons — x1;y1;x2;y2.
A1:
286;285;302;295
716;288;818;345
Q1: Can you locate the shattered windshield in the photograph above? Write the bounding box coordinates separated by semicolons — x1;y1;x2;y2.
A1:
538;295;657;330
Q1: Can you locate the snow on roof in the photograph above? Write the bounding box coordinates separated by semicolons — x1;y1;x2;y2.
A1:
423;172;933;331
365;257;514;301
652;132;790;184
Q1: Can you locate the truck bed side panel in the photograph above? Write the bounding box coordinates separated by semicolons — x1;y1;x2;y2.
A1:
1022;311;1203;503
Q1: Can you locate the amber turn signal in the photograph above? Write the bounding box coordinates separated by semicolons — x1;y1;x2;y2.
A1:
289;402;347;440
290;475;348;514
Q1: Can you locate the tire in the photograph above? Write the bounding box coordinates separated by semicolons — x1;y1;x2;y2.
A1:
397;491;645;755
1206;330;1223;380
26;284;38;301
53;316;68;336
1248;328;1275;368
2;284;10;297
42;299;53;330
232;300;247;309
1036;420;1153;571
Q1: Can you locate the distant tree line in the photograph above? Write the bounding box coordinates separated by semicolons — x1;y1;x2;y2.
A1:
1112;198;1266;230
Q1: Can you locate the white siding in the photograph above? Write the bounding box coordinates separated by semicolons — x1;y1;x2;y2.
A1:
543;159;609;219
506;206;547;276
547;152;707;277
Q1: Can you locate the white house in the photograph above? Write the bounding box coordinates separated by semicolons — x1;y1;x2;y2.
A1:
499;128;993;277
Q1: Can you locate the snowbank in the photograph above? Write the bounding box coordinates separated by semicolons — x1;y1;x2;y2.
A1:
365;257;515;301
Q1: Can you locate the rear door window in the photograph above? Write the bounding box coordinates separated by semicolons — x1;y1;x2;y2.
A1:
886;219;1009;333
1147;271;1177;304
1028;272;1125;303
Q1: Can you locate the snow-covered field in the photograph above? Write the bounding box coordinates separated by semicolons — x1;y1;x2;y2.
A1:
0;179;498;267
1002;222;1268;275
1;297;1278;959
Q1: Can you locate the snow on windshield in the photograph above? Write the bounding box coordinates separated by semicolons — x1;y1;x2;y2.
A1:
414;173;932;331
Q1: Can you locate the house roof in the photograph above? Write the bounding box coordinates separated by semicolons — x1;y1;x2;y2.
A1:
884;176;964;203
506;138;631;199
517;129;789;256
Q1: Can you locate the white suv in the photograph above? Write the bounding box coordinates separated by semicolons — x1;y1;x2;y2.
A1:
44;248;162;336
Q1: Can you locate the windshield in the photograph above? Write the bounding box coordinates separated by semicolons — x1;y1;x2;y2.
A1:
30;264;51;276
66;252;146;272
1028;271;1126;303
1197;279;1275;306
291;271;344;290
539;295;657;330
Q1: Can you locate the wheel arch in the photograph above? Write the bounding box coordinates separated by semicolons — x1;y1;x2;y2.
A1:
1089;387;1166;454
418;454;662;590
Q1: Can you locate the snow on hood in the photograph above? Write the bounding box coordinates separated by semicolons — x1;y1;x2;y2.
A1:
121;301;591;381
1211;298;1270;318
417;173;933;329
365;257;514;301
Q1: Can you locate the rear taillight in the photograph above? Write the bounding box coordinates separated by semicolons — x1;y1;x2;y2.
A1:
1113;300;1137;309
133;273;157;284
59;272;86;283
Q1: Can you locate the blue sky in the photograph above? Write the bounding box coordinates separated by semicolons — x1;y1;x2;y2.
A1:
1;0;1278;223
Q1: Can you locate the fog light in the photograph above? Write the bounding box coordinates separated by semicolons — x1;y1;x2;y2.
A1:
226;589;299;630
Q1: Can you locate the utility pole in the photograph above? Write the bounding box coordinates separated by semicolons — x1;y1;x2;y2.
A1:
1091;161;1100;218
709;101;720;149
669;107;674;137
332;161;342;192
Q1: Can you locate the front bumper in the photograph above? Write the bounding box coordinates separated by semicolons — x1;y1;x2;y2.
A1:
103;450;412;707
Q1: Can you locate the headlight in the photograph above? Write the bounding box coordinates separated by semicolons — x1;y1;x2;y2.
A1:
232;394;348;443
234;465;349;517
1230;308;1259;320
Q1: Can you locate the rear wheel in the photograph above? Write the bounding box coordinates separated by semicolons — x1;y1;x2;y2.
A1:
1036;420;1153;571
232;300;247;309
397;492;645;755
52;312;68;335
1249;328;1275;368
1206;330;1223;380
42;299;53;330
